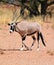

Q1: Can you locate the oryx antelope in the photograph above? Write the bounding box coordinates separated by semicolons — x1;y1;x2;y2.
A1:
8;20;46;51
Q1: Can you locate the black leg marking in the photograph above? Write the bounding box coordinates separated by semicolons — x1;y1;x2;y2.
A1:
22;36;26;48
32;36;36;40
30;36;36;50
22;36;26;41
37;32;39;41
22;36;29;50
37;32;40;48
39;32;46;47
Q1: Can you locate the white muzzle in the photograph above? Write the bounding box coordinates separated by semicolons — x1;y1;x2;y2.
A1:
10;30;13;33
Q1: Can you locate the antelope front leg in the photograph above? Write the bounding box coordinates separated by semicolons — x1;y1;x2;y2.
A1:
20;36;29;51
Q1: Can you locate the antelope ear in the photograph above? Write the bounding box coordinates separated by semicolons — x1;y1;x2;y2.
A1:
15;22;18;25
8;23;10;26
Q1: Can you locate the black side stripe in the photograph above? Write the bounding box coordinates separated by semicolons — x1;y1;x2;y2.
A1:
27;31;36;36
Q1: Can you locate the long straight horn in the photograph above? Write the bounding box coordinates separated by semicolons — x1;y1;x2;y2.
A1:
12;9;18;22
14;14;21;22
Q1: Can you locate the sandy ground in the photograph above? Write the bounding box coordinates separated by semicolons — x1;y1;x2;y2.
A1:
0;23;54;65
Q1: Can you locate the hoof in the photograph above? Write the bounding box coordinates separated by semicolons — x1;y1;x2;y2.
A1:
37;48;40;51
20;47;24;51
44;46;46;49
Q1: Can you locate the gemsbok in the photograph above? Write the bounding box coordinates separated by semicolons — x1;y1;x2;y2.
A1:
8;20;46;51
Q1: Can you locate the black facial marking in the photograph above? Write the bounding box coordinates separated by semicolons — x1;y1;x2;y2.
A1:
10;23;15;32
22;36;26;41
10;25;15;31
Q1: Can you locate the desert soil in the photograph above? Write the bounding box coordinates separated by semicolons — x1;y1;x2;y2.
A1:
0;22;54;65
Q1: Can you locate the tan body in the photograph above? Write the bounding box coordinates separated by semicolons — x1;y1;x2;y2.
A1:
15;21;41;37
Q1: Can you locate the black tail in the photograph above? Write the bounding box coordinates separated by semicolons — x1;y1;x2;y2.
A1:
39;32;46;47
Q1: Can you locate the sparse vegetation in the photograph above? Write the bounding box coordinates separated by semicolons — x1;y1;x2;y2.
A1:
0;3;54;24
0;4;43;24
